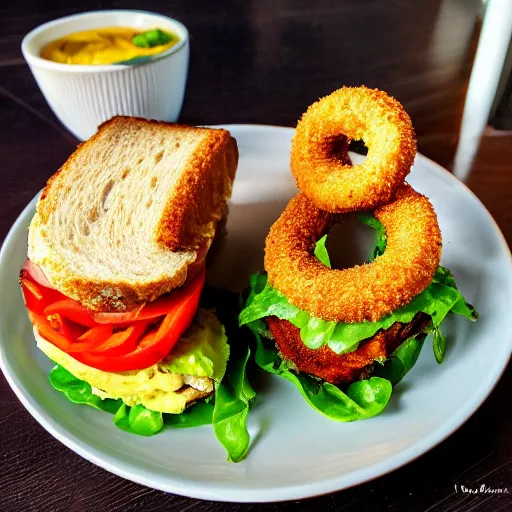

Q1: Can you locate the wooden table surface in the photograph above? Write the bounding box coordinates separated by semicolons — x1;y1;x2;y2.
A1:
1;1;511;511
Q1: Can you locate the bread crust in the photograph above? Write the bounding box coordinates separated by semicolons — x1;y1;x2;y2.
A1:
157;127;238;250
30;116;237;312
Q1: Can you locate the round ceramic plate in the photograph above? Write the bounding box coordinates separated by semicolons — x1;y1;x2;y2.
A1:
0;125;511;502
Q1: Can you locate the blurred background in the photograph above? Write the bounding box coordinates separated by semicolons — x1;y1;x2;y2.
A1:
4;0;511;243
0;3;504;150
2;1;511;243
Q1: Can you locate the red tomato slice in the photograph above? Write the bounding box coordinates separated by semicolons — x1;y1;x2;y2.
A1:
68;322;148;357
47;313;86;340
44;300;97;328
22;278;43;300
89;322;149;357
21;279;45;314
76;325;114;345
21;276;65;314
73;268;205;371
29;312;75;353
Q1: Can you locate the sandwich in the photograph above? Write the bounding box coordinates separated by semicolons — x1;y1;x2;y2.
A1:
239;87;477;421
239;224;477;421
20;116;254;462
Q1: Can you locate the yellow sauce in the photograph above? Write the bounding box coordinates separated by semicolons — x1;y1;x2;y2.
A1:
40;26;178;65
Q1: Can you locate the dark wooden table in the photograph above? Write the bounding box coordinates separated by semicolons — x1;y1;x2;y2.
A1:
1;1;511;511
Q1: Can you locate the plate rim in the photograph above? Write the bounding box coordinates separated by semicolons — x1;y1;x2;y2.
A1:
0;124;511;503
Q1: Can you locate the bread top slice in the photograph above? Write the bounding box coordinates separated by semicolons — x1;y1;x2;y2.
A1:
28;116;238;312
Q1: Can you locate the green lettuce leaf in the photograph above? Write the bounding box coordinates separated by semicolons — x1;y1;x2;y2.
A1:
49;365;121;414
374;333;427;385
200;285;257;463
213;345;255;462
50;365;165;435
358;213;387;260
245;300;428;422
114;404;164;436
164;401;214;428
163;309;230;381
249;323;392;421
432;325;446;364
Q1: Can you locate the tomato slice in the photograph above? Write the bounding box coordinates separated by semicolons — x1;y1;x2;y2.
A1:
67;322;148;357
93;293;193;325
89;322;149;357
23;278;43;300
21;276;65;314
44;300;97;328
47;313;86;340
21;279;45;314
29;312;75;352
92;264;207;325
72;268;205;371
24;262;205;371
76;325;114;345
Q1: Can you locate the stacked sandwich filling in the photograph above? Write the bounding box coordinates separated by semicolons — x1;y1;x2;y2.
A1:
21;259;231;411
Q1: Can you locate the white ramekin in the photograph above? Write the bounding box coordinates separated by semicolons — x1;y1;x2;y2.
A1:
22;10;189;141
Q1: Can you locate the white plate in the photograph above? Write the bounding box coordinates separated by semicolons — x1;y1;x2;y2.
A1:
1;125;511;502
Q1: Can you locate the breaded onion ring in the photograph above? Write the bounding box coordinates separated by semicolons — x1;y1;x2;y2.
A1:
290;86;416;213
267;314;430;384
264;184;442;323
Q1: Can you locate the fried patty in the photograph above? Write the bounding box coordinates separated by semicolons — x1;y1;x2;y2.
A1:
267;313;430;385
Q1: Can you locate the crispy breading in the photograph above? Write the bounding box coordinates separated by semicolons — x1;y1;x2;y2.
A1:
290;86;416;213
264;184;442;323
267;314;430;384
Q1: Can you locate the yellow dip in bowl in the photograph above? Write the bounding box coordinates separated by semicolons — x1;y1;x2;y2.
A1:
40;26;179;65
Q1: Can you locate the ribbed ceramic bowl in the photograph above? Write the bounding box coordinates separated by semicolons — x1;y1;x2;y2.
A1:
21;10;189;141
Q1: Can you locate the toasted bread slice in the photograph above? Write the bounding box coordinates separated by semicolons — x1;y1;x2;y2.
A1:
28;116;238;312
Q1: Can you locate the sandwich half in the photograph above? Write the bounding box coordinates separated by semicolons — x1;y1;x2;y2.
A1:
20;117;254;462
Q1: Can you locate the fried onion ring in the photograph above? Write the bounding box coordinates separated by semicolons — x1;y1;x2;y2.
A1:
264;184;442;323
290;86;416;213
267;313;430;384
